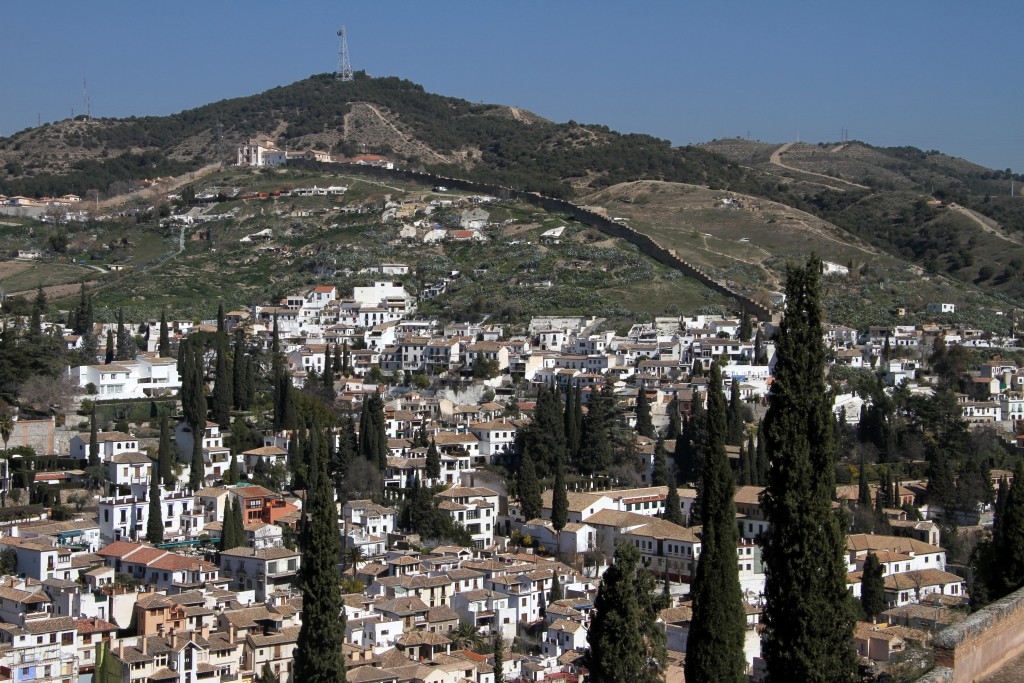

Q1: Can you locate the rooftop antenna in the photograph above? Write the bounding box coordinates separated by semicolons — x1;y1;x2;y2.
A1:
336;25;354;81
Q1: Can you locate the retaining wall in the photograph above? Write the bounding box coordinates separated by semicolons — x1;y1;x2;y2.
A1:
918;586;1024;682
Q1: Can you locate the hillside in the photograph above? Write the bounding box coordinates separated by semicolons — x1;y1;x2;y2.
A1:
2;166;734;329
3;73;1023;309
581;181;1014;331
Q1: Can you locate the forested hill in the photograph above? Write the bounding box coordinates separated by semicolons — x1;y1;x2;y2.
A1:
0;72;753;199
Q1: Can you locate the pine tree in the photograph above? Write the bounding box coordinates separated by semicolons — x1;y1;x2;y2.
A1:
88;408;100;468
685;362;747;683
213;345;232;429
587;542;665;682
294;423;346;683
761;258;857;682
651;437;668;486
726;378;745;446
635;386;654;438
425;438;441;480
860;552;885;621
158;416;174;487
159;310;170;358
146;463;164;544
552;457;569;533
664;474;685;526
517;448;543;522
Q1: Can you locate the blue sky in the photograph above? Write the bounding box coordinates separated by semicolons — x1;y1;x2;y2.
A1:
2;1;1020;171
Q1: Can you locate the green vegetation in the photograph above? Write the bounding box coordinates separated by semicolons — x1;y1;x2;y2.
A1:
761;258;857;681
586;542;666;682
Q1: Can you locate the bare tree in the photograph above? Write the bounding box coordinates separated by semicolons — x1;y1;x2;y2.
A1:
18;374;78;413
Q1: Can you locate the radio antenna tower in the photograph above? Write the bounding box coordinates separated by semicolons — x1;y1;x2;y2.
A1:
83;79;91;120
336;25;354;81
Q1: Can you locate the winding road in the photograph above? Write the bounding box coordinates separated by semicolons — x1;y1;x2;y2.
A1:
769;142;870;190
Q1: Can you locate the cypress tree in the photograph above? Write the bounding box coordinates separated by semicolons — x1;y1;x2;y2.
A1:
739;310;752;342
220;498;238;551
232;329;246;410
213;345;232;429
322;343;334;397
88;408;100;468
517;448;543;522
635;386;654;438
146;463;164;544
244;356;257;410
159;310;170;358
105;328;114;364
342;341;351;375
29;286;44;340
651;437;668;487
858;455;872;508
332;416;357;499
564;387;581;464
226;454;239;485
158;416;174;487
216;302;225;335
333;344;342;375
995;461;1024;596
493;633;505;683
189;431;205;492
685;362;747;683
294;424;346;683
115;308;136;360
425;438;441;480
726;378;745;446
740;438;754;486
548;576;563;604
860;552;885;621
665;397;681;440
761;258;857;682
745;431;757;486
586;542;665;682
552;457;569;533
677;393;706;485
754;329;764;364
755;420;768;485
664;474;685;526
580;385;614;474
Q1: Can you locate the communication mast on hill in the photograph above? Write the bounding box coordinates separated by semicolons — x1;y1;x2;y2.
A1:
336;25;354;81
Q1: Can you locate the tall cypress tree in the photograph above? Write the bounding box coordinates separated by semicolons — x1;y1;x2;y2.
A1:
651;437;668;487
564;387;582;464
739;310;753;342
761;258;856;682
664;474;685;526
88;408;100;468
552;457;569;533
860;552;885;621
159;310;170;358
677;393;706;485
158;416;174;487
517;448;542;522
213;345;233;429
216;302;225;335
755;420;768;485
105;328;114;364
425;438;441;480
493;632;505;683
635;386;654;438
189;431;205;492
665;397;681;440
685;363;747;683
232;328;246;410
146;463;164;544
294;423;346;683
726;379;745;446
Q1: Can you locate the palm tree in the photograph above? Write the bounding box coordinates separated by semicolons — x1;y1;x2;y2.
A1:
451;622;484;652
0;412;13;453
345;545;364;573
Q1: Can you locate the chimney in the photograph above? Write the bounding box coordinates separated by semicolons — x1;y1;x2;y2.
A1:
141;636;147;655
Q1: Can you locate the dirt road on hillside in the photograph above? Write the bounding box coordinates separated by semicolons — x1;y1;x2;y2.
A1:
769;142;869;190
